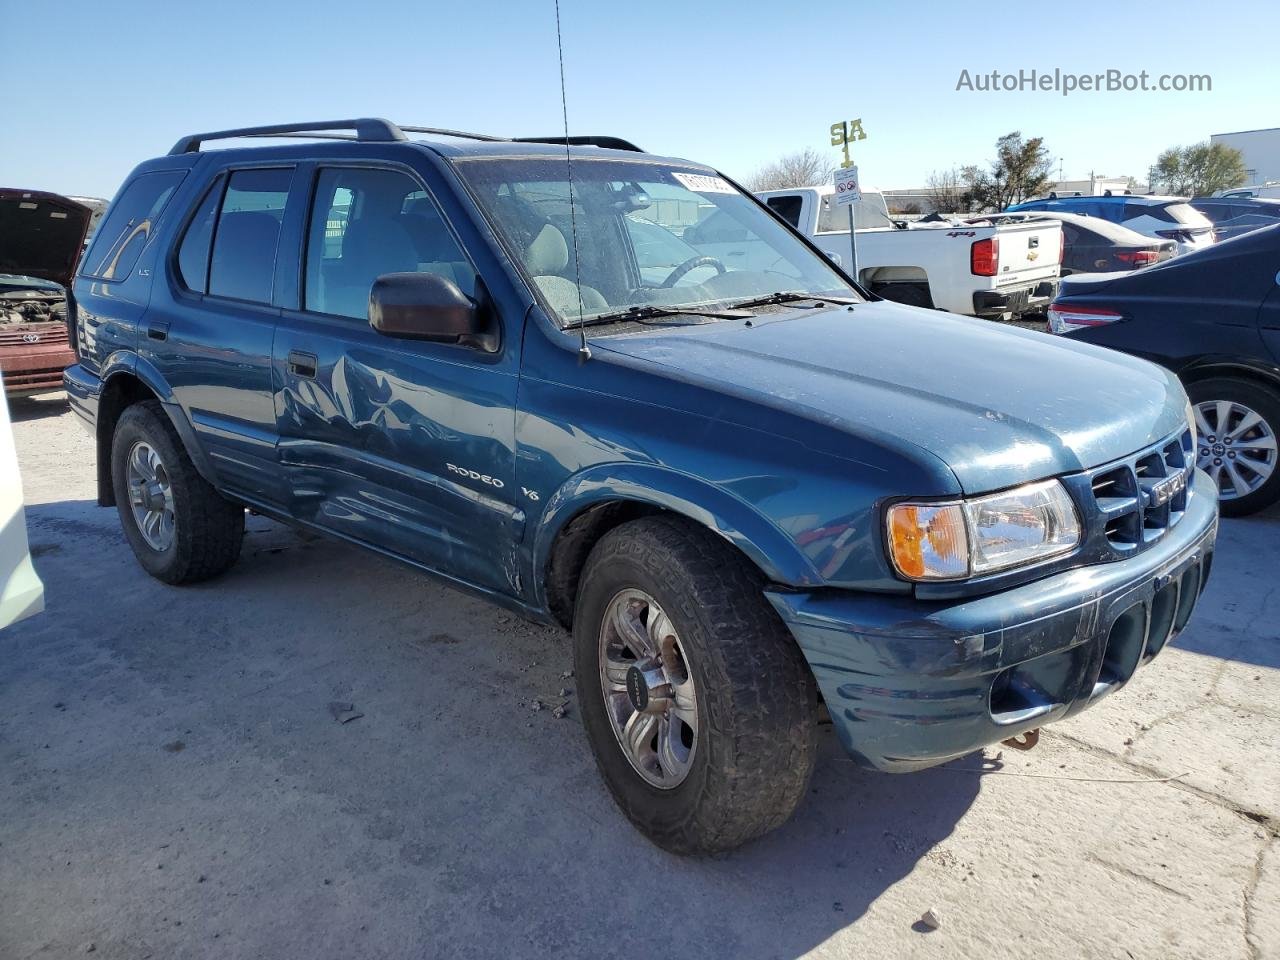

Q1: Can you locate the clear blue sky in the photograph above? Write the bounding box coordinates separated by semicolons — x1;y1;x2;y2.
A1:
2;0;1275;199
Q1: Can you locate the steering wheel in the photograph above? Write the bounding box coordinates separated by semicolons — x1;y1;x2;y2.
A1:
660;256;727;288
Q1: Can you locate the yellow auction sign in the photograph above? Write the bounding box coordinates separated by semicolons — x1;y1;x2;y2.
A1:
828;119;868;278
829;119;867;169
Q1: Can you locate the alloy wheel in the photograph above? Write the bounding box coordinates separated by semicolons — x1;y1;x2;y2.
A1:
126;440;176;551
598;589;699;789
1194;399;1278;501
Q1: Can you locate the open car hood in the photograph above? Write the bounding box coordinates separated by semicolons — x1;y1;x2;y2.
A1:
0;189;94;288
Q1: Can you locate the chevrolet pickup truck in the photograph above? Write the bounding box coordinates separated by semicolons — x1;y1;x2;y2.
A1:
756;185;1062;317
62;119;1215;853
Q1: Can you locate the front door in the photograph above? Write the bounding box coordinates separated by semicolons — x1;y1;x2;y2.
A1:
272;163;520;595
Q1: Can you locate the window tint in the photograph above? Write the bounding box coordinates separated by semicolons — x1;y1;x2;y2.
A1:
208;169;292;304
765;195;802;228
305;167;475;320
175;177;224;293
81;170;186;281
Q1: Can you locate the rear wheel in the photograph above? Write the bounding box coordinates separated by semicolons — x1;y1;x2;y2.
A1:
1187;377;1280;516
111;401;245;583
573;515;818;854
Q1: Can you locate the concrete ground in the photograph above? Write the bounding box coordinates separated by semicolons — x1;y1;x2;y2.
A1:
2;394;1277;960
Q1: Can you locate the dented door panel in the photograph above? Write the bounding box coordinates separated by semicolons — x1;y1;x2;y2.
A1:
273;310;519;592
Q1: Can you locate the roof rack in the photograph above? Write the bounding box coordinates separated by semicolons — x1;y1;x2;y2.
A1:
512;135;645;153
168;118;407;155
168;119;646;155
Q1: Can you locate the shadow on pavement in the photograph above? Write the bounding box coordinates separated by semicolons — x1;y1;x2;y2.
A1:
3;499;983;957
6;391;70;423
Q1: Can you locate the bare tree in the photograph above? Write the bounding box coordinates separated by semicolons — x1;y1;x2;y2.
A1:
925;169;967;213
745;148;833;191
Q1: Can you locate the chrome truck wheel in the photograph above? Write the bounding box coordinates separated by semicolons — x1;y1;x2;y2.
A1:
598;589;699;789
573;516;818;853
125;440;176;552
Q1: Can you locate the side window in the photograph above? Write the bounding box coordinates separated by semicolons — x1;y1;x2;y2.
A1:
304;167;476;320
175;177;224;293
81;170;186;281
208;168;293;304
765;195;803;228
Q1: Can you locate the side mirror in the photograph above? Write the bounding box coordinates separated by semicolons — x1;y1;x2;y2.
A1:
368;272;496;351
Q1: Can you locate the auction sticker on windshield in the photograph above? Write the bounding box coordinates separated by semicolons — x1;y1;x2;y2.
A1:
671;172;736;194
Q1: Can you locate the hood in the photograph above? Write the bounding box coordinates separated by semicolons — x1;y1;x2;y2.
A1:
594;302;1188;494
0;189;94;288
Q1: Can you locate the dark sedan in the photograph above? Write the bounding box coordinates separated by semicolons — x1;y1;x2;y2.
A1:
967;211;1174;275
1048;223;1280;515
1190;196;1280;242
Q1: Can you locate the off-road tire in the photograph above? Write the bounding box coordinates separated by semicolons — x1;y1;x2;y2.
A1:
573;515;818;854
1187;377;1280;517
110;400;244;583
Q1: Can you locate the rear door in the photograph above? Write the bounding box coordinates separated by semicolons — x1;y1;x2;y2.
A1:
270;159;521;594
145;166;293;509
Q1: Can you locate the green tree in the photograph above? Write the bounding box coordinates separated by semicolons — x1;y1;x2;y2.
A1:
966;132;1054;211
1149;141;1248;196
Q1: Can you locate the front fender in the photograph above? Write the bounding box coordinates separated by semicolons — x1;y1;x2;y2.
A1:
530;461;825;611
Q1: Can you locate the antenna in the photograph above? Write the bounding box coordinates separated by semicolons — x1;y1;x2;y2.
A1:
553;0;590;362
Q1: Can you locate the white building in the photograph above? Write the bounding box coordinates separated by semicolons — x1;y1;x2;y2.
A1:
1211;127;1280;185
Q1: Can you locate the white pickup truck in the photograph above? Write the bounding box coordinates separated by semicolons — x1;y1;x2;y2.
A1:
749;185;1062;318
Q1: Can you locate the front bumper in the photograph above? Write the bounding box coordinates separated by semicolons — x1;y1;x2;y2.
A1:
0;335;75;398
972;279;1059;318
768;468;1218;772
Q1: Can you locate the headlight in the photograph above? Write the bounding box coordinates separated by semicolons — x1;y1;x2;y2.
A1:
887;479;1081;581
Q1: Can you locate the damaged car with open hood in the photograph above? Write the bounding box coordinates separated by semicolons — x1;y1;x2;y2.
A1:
62;119;1218;853
0;189;101;397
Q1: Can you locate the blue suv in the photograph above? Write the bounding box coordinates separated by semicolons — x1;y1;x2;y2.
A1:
64;120;1217;852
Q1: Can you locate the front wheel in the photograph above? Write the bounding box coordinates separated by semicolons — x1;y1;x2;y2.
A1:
111;401;245;583
1188;378;1280;517
573;516;818;854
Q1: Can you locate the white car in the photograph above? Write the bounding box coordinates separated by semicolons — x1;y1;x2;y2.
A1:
1007;195;1214;256
0;377;44;629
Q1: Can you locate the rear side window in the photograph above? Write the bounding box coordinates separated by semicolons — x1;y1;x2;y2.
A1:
765;195;803;228
81;170;186;281
208;169;293;303
175;177;224;293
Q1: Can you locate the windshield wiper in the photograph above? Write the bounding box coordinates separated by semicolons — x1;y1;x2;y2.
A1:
726;291;860;310
575;303;755;328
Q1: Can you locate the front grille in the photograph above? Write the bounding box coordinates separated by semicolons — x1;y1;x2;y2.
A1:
0;325;70;347
1087;427;1194;553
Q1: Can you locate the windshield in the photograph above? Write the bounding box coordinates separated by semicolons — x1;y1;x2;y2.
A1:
455;157;858;325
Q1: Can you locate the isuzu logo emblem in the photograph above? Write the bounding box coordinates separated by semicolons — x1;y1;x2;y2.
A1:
1144;471;1186;508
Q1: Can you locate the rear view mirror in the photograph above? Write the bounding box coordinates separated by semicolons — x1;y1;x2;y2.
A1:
368;273;496;351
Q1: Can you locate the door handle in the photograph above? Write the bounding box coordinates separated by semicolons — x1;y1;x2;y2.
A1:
287;350;318;379
147;321;170;341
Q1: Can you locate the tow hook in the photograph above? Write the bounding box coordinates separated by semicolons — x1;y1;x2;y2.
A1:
1002;728;1040;751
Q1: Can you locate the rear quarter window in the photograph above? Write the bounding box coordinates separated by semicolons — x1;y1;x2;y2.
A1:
81;170;187;281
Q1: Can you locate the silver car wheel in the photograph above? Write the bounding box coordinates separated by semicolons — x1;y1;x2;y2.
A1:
598;589;699;789
126;440;176;551
1195;399;1278;500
